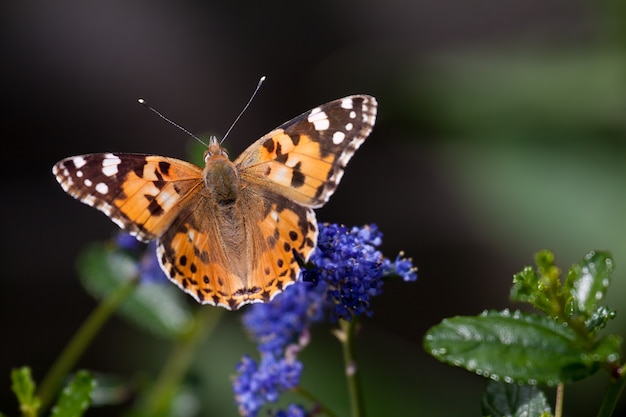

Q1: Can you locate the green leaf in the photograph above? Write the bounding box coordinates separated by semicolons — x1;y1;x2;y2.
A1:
424;310;607;385
11;367;40;416
511;250;565;318
481;380;552;417
510;266;554;316
563;251;613;319
50;371;95;417
592;334;622;365
584;305;617;333
77;243;194;340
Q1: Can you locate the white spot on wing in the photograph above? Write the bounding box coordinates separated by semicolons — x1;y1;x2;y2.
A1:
73;156;87;169
307;109;330;131
332;131;346;144
341;98;354;109
345;122;353;131
95;182;109;194
102;154;121;177
84;179;93;187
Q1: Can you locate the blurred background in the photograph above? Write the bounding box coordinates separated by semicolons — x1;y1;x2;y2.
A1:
2;0;625;415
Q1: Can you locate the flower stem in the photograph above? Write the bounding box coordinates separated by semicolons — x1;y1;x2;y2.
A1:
37;276;139;413
596;364;626;417
136;306;223;416
339;318;364;417
554;383;564;417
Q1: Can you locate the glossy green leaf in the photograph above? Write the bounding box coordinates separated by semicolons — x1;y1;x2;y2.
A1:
50;371;95;417
585;305;617;333
424;310;606;385
10;367;40;416
481;380;552;417
564;251;613;319
77;243;194;339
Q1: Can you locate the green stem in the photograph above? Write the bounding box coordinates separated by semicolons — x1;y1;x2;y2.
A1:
339;318;364;417
136;306;223;416
37;276;139;413
596;364;626;417
293;386;340;417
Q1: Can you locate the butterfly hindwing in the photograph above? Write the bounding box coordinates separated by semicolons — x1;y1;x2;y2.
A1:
235;95;377;208
53;153;203;241
155;182;318;309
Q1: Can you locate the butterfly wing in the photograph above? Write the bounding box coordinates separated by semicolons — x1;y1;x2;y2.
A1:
234;95;377;208
53;153;204;241
155;185;317;310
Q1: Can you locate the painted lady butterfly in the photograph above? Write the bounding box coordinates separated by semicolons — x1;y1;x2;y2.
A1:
53;95;377;310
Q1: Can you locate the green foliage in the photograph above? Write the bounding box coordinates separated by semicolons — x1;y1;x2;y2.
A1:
50;371;95;417
6;368;94;417
77;243;194;340
511;250;617;336
481;380;552;417
11;367;40;417
424;310;609;385
425;250;624;416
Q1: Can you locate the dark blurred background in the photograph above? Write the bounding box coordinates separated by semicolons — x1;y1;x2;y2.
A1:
2;1;626;416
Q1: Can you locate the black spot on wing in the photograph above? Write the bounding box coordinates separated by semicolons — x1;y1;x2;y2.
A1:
144;194;164;216
159;161;171;175
291;162;305;188
262;138;275;153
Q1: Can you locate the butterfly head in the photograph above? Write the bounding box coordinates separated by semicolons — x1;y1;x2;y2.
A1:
204;135;230;163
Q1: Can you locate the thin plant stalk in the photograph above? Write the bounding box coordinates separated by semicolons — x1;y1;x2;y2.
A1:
596;364;626;417
37;276;139;413
339;318;364;417
137;306;223;415
554;383;564;417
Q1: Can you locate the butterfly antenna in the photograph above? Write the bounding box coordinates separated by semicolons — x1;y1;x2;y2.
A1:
138;98;208;147
220;75;266;145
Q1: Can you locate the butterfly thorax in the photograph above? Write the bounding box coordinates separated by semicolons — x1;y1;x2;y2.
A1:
203;138;240;206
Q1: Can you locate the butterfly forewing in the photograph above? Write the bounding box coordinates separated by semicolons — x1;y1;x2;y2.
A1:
53;153;204;241
235;95;377;208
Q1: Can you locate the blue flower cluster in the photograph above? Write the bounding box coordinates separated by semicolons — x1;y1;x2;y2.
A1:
232;353;304;417
233;223;417;416
303;223;417;321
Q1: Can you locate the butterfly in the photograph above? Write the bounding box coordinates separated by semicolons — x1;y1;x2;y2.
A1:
53;95;377;310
